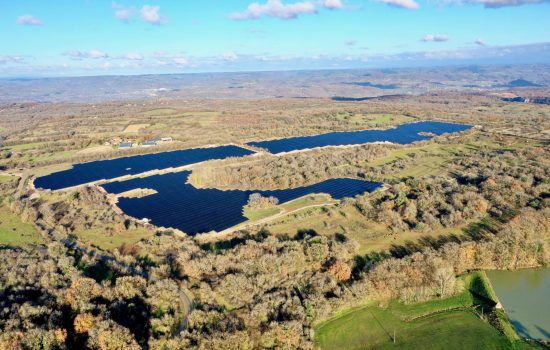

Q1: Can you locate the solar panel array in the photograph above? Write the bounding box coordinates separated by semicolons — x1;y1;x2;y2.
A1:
34;121;472;234
34;145;255;190
247;121;472;154
101;171;382;234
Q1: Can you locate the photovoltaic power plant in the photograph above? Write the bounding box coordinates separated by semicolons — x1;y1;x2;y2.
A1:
247;121;472;154
101;171;382;234
34;145;255;191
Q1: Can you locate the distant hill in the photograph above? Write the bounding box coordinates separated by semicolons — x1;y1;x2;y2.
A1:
347;82;400;90
332;95;404;101
1;64;548;103
503;79;542;88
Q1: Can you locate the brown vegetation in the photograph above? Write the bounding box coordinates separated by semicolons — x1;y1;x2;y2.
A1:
0;79;549;348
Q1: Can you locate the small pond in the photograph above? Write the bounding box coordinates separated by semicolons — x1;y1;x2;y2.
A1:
488;268;550;341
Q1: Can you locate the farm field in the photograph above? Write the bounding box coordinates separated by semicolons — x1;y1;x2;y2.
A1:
232;194;334;231
74;226;155;251
0;205;43;247
334;113;416;127
243;206;281;221
123;123;151;133
265;204;466;254
314;273;539;350
316;309;511;350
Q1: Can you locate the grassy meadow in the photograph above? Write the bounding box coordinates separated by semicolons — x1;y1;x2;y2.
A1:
314;273;540;350
0;206;43;247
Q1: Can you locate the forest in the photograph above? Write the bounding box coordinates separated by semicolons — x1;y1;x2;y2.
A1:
0;85;549;349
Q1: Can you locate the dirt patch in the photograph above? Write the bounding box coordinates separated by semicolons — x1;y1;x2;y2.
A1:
116;188;158;199
76;145;114;156
123;123;150;133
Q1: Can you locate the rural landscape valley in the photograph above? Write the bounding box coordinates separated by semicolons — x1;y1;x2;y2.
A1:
1;1;550;349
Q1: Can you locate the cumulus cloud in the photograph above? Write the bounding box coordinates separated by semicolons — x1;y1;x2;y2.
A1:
322;0;344;9
64;50;109;59
124;52;144;60
475;38;487;46
443;0;549;7
16;14;43;26
112;2;132;21
422;34;449;42
378;0;420;9
88;50;108;59
141;5;165;24
222;51;239;61
0;56;24;64
173;57;188;66
377;42;550;64
229;0;318;20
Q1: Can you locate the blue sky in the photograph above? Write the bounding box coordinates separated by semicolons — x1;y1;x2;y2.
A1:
1;0;549;76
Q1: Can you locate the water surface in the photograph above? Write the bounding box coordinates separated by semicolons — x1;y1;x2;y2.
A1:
35;145;254;191
247;121;472;154
488;268;550;341
101;171;381;234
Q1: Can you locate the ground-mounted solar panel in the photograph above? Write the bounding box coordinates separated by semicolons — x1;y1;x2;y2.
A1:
34;145;255;191
101;171;382;235
247;121;472;154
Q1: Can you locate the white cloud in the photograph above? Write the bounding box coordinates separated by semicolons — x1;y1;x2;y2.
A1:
442;0;549;7
173;57;188;66
0;56;24;64
345;40;357;46
475;38;487;46
124;53;144;60
322;0;344;9
16;14;43;26
112;2;132;21
88;49;108;59
229;0;318;20
141;5;165;24
378;0;420;9
153;51;170;58
64;50;109;59
422;34;449;42
222;51;239;61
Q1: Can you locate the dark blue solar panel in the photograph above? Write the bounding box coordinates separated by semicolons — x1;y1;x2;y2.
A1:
247;121;472;154
34;145;255;191
101;171;382;235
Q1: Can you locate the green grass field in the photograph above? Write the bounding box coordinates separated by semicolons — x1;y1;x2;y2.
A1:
75;227;155;251
224;194;335;233
143;108;177;116
280;194;334;212
0;206;43;247
243;206;281;221
315;308;511;350
335;113;415;128
266;204;465;254
0;175;15;184
1;141;48;152
314;272;543;350
368;142;481;179
314;272;536;350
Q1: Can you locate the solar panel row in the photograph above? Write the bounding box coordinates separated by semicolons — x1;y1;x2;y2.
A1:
101;171;382;234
